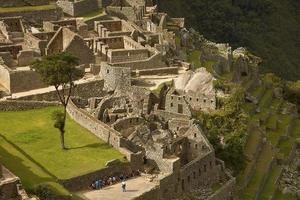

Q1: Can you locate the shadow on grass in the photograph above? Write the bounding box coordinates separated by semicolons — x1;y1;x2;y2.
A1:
66;142;112;150
0;139;54;189
0;134;57;178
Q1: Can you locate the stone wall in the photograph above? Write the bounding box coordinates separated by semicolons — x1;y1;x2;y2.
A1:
100;63;131;91
0;167;20;200
0;7;63;24
113;116;145;132
66;99;143;166
10;69;45;93
0;64;10;92
109;49;150;63
59;162;136;191
132;67;179;76
111;51;167;70
0;64;46;94
0;0;49;7
15;79;106;101
208;177;236;200
57;0;99;17
0;100;59;111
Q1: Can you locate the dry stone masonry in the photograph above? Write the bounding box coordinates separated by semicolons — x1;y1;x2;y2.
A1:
0;0;268;199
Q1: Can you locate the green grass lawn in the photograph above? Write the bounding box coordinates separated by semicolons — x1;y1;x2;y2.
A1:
0;107;124;181
0;4;57;12
81;8;104;20
0;135;68;195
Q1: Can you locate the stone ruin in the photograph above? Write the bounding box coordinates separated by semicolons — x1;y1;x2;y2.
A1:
0;162;32;200
0;0;243;199
64;62;235;199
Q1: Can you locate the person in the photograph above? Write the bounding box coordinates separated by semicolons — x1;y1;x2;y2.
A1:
99;179;102;189
121;180;126;192
91;182;96;189
95;180;100;189
112;176;116;183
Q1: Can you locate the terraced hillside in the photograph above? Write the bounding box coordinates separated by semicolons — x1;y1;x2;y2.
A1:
238;78;300;200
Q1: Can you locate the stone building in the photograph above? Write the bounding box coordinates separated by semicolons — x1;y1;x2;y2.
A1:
66;68;235;199
0;162;30;200
57;0;101;17
162;68;216;116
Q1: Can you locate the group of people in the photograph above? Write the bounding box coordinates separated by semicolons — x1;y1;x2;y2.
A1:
90;170;141;192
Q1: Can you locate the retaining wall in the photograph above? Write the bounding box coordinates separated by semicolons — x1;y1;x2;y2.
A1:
0;0;49;7
0;100;59;111
0;7;63;24
14;79;106;101
59;162;135;191
66;99;143;166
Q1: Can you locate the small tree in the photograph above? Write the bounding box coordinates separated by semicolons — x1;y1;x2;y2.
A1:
32;52;83;149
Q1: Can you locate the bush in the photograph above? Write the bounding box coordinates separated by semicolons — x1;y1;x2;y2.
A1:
33;184;55;200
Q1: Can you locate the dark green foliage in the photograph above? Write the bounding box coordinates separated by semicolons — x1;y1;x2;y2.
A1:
198;85;248;174
33;184;55;200
159;0;300;80
283;81;300;113
52;111;65;134
32;52;83;98
32;52;84;149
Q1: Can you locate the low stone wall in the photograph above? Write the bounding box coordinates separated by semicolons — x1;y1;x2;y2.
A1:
0;100;59;111
0;0;49;7
154;109;190;121
15;79;105;101
59;162;135;191
0;7;63;24
132;67;179;76
66;99;143;166
84;15;112;29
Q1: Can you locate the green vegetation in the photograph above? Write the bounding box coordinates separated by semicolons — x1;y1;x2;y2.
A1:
259;165;282;200
242;143;273;200
81;8;104;20
32;52;84;149
198;85;248;174
187;50;201;69
0;107;124;183
159;0;300;80
0;4;57;12
237;74;300;199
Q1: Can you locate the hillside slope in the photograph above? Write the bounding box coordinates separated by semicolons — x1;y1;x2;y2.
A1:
159;0;300;80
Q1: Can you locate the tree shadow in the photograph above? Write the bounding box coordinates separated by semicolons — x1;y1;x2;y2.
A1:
0;139;55;189
66;142;111;150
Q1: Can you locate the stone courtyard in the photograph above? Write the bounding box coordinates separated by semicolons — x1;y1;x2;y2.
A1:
77;176;157;200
